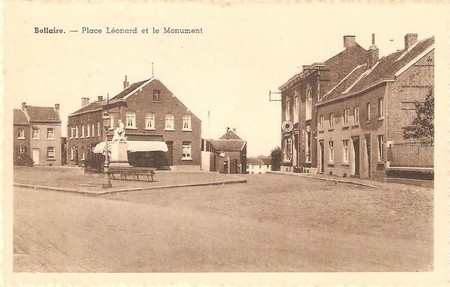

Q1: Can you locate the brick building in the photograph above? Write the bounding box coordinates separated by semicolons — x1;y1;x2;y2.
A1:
14;103;62;166
210;129;247;174
279;35;369;172
67;76;202;169
316;34;434;181
13;109;30;162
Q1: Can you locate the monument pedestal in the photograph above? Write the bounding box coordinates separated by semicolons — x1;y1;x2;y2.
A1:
109;141;130;167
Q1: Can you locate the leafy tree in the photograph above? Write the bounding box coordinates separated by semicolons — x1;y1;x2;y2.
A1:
403;89;434;141
270;146;282;171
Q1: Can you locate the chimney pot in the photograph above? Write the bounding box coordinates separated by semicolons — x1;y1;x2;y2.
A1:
21;102;27;110
367;33;379;68
81;97;90;107
98;95;104;102
343;35;356;49
123;75;130;89
55;103;60;110
404;33;418;50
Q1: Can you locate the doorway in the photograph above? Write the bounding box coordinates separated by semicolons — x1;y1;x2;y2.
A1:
352;137;360;176
166;141;173;166
32;148;40;165
365;134;371;178
319;140;324;174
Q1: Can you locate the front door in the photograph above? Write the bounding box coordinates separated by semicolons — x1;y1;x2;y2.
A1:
365;134;371;178
319;140;324;174
32;148;40;165
166;141;173;166
352;137;360;176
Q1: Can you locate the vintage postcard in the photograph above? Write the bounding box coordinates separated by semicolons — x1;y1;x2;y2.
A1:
2;0;448;286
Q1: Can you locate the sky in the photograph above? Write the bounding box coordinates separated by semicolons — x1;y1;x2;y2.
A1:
4;1;445;157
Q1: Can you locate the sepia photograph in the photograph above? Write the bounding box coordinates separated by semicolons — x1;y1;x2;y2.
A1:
3;0;448;285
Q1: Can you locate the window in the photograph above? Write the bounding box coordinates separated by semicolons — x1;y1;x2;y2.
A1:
342;140;349;163
92;124;95;137
126;112;136;128
329;113;335;128
366;103;371;121
47;128;55;139
86;124;90;138
343;109;349;126
182;142;192;160
70;127;74;139
97;122;101;136
19;146;27;154
378;98;384;118
285;98;291;121
294;94;300;123
32;127;40;139
329;141;334;162
354;107;360;124
81;148;85;161
305;131;311;162
70;147;75;160
153;90;161;102
81;125;85;138
165;114;174;130
109;115;115;130
182;114;192;131
75;126;79;138
145;113;156;130
319;115;324;129
18;128;25;139
306;90;312;120
47;147;55;160
378;135;384;161
283;138;292;161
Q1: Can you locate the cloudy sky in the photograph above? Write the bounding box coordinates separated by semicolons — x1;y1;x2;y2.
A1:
4;1;445;157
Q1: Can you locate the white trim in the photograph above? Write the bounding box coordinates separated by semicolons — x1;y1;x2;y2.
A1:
394;45;434;77
395;41;418;62
123;78;156;100
343;61;379;94
321;64;366;101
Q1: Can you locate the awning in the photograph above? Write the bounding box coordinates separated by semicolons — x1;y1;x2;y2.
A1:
93;141;168;154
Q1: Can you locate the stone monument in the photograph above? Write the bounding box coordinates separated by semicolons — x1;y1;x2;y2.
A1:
109;119;130;166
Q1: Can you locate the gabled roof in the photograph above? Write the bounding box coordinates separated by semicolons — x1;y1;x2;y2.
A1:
26;106;60;123
14;109;29;125
258;156;272;165
219;130;242;140
110;78;154;100
69;100;105;117
320;36;434;103
211;140;246;152
247;157;265;165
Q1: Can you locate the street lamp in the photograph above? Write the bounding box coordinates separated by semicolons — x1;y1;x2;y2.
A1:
102;112;112;189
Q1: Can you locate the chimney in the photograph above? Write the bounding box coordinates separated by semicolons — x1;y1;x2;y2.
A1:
367;33;379;68
123;75;130;89
404;33;418;50
98;95;104;102
21;102;27;111
81;97;90;107
343;35;356;49
54;103;60;110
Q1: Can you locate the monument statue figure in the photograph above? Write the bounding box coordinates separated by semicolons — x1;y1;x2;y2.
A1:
112;119;127;142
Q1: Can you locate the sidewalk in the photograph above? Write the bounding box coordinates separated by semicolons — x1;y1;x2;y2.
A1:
13;166;246;195
267;170;384;189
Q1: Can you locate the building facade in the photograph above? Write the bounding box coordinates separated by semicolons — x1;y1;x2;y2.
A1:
210;129;247;174
316;34;434;181
279;35;369;172
14;103;62;166
67;77;202;169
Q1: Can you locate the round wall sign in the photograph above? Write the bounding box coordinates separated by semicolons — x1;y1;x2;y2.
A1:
282;121;293;132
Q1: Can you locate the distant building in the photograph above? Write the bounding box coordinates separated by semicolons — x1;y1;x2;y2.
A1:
67;76;202;169
247;156;271;174
279;35;369;173
14;102;62;166
210;129;247;174
316;34;434;181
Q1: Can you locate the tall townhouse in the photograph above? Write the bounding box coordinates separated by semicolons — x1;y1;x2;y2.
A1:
67;76;202;169
17;102;62;166
278;35;369;172
13;109;31;162
316;34;434;181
